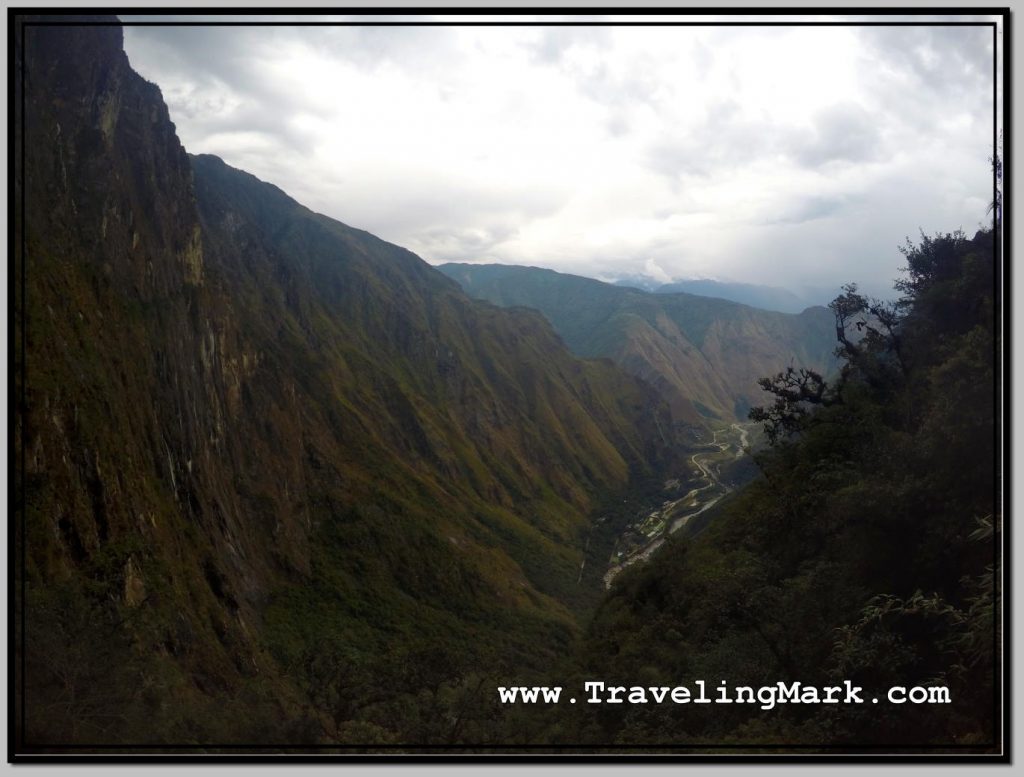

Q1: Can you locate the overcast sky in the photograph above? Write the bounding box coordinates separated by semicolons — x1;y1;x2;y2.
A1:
122;14;1000;299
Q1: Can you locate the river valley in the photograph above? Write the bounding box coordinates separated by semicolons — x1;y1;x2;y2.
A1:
603;423;754;588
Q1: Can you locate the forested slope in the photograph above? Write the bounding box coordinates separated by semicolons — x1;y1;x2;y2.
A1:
553;228;999;748
15;18;677;745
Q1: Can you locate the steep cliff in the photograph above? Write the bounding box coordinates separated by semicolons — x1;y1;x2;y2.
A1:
15;17;676;745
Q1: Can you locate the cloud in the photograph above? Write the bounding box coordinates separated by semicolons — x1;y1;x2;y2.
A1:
862;25;993;98
789;103;885;168
769;195;847;225
643;258;672;283
855;25;995;134
525;25;613;64
118;16;999;299
645;100;789;180
410;224;519;262
124;25;328;153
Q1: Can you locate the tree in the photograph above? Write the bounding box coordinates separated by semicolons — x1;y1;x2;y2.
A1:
747;366;832;445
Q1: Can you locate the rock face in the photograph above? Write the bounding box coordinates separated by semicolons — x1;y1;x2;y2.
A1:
439;263;838;425
15;17;678;744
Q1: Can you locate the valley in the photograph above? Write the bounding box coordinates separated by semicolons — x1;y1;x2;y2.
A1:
603;422;755;588
438;263;838;429
14;13;998;753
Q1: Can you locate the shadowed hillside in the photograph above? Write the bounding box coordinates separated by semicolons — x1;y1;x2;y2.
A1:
439;263;837;428
15;17;677;745
550;228;1000;749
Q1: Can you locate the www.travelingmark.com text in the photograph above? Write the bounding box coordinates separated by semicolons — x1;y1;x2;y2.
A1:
497;680;951;710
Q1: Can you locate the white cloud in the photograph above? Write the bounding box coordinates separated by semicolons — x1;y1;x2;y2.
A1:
121;14;1000;299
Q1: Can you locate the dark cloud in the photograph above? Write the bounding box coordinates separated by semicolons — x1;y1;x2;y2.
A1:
125;26;302;104
124;25;326;152
857;25;994;132
863;25;993;96
123;23;462;152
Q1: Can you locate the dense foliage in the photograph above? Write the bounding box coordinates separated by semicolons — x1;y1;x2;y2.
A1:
557;227;998;749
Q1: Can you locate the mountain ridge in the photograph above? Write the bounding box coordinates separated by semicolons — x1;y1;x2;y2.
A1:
607;274;827;313
438;262;837;427
17;18;680;743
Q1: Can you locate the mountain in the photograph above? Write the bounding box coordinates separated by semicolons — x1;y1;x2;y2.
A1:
16;18;678;745
438;264;837;428
654;279;810;314
610;274;665;292
610;275;830;313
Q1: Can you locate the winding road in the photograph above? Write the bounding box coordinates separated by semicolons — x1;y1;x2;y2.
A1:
602;425;750;588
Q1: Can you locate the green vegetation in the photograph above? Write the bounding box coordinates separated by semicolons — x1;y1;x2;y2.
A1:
15;18;998;753
438;263;837;427
551;227;998;749
16;20;680;748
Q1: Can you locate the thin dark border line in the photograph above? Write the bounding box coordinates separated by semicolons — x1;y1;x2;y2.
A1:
9;755;1011;765
10;7;1009;761
1006;12;1011;760
18;12;27;757
16;741;1002;752
992;18;999;758
31;20;1001;27
12;743;1005;751
990;18;998;756
8;11;18;764
17;5;1014;13
10;754;1008;761
8;12;13;759
1002;10;1012;760
9;748;1004;753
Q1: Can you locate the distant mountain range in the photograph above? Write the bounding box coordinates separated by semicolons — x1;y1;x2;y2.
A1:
438;264;838;428
608;275;837;313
